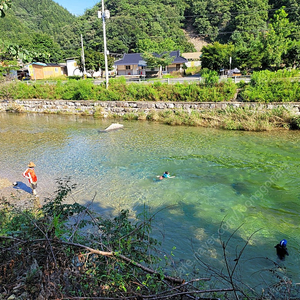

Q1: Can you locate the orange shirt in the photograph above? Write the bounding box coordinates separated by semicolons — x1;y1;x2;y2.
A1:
23;168;37;183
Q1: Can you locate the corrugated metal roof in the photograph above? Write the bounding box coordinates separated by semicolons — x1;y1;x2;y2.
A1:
31;62;47;66
30;62;62;67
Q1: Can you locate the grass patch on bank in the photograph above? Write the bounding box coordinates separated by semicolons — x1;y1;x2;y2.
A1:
136;107;298;131
0;78;237;102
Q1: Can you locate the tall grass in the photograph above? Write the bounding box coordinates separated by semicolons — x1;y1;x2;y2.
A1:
0;78;237;102
124;107;295;131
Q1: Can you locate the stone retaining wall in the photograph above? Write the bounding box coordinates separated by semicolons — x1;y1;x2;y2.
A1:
1;100;300;116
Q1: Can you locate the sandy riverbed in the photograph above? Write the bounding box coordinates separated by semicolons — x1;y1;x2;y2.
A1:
0;177;42;208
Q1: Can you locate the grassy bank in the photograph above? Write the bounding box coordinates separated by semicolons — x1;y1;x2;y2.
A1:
0;77;236;102
115;107;300;131
2;70;300;131
1;70;300;103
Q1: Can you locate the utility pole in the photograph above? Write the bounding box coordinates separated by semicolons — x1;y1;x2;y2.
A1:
81;34;87;78
98;1;110;89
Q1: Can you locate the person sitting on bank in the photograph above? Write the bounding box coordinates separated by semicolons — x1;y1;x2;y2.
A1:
23;161;38;196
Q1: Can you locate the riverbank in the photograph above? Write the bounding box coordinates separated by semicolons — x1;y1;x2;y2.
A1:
2;99;300;116
1;100;300;131
0;177;42;209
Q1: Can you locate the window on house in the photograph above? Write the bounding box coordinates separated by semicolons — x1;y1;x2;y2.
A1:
176;64;180;70
162;66;166;71
126;66;130;70
55;67;58;72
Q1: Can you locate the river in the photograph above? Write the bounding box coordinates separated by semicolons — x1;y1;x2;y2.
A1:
0;112;299;292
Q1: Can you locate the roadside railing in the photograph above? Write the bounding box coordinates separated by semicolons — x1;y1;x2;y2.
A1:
116;75;252;85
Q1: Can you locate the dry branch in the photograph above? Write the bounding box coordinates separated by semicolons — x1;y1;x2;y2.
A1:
0;236;185;284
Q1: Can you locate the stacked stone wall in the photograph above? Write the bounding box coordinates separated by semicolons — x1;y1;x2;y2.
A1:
1;100;300;116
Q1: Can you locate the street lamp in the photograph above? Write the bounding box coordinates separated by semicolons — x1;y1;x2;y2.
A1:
98;1;110;89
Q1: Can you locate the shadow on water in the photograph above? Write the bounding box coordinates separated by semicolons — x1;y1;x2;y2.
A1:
231;182;250;195
35;187;296;297
13;181;32;194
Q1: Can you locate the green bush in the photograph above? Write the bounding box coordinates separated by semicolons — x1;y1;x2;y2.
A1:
242;70;300;102
0;78;237;103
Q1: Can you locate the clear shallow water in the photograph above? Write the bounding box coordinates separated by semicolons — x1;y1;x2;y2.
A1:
1;113;300;288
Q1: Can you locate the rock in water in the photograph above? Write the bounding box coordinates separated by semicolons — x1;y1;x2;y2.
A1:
98;123;124;133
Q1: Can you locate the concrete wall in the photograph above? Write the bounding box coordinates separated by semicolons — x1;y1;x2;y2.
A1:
1;100;300;117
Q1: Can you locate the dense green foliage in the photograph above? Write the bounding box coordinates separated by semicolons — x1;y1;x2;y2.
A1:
0;78;237;102
0;0;11;17
186;0;300;43
1;0;300;76
80;49;115;76
0;0;76;62
241;69;300;102
0;0;75;39
200;7;300;71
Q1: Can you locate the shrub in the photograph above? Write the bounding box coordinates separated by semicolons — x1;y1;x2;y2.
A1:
185;66;201;76
201;70;219;87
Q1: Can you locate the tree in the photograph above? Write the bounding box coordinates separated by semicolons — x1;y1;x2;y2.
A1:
283;40;300;68
79;49;114;78
201;42;234;71
0;59;18;80
142;52;175;78
261;7;293;68
229;0;269;45
3;44;36;65
18;33;63;63
0;0;11;17
188;0;231;42
233;38;264;71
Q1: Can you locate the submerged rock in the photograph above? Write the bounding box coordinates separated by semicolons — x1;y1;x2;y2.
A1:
231;182;249;195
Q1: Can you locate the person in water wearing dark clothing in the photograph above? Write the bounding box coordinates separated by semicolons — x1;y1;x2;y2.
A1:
275;239;289;260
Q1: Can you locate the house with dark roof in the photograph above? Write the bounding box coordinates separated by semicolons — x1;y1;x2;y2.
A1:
114;51;187;77
114;53;147;76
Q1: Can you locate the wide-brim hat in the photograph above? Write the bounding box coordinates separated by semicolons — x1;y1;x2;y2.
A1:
28;162;36;167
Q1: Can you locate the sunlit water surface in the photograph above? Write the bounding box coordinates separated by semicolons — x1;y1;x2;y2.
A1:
1;113;300;289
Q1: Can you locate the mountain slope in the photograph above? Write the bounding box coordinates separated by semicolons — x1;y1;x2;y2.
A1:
0;0;76;43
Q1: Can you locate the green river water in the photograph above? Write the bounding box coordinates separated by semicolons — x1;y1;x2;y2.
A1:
0;112;300;290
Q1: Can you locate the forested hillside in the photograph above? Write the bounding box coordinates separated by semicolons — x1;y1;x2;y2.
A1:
186;0;300;43
0;0;77;63
1;0;300;69
1;0;75;39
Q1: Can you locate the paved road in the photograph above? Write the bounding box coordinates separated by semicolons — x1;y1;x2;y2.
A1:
94;75;251;85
